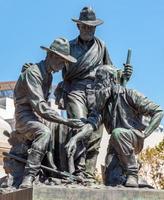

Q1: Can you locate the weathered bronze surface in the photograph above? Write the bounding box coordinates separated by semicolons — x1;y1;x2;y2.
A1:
1;6;163;194
2;38;83;189
65;65;163;187
56;6;133;180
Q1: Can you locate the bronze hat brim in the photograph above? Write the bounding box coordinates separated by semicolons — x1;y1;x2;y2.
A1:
40;46;77;63
72;18;104;26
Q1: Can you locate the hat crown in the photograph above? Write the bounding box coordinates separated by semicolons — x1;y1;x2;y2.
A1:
50;38;70;56
79;7;96;21
72;6;103;26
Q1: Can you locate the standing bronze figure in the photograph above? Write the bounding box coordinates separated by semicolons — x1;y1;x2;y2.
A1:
56;7;133;180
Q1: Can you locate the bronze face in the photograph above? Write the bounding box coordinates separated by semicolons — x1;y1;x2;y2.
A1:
77;23;96;41
46;53;68;73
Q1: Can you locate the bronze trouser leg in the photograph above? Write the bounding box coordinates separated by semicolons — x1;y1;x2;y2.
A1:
48;122;68;172
66;90;88;174
18;121;51;177
66;90;102;176
108;128;143;175
85;124;103;176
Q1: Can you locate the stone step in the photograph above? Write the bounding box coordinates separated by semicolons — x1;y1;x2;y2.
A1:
0;186;163;200
0;188;32;200
33;185;164;200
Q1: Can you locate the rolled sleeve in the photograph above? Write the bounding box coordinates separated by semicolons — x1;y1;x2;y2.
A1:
127;89;162;117
25;69;61;122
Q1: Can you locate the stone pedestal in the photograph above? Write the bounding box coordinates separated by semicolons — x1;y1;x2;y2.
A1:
0;186;163;200
0;188;32;200
33;185;164;200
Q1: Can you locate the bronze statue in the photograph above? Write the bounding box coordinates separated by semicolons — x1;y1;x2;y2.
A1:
56;6;133;181
13;38;84;188
65;65;163;187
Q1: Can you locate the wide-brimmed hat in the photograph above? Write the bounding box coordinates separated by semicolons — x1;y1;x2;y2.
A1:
40;38;77;63
72;7;103;27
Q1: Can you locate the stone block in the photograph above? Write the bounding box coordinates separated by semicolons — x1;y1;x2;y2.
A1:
33;186;164;200
0;188;32;200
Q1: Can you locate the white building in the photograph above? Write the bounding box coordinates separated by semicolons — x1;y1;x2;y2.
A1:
0;97;14;176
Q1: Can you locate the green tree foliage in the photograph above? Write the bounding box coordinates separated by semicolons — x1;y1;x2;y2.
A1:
139;139;164;189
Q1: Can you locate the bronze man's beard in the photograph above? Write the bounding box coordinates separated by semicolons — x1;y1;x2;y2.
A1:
95;84;111;111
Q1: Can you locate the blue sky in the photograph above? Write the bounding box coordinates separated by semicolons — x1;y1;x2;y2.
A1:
0;0;164;123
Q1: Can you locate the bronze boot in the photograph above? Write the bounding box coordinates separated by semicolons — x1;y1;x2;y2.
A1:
19;149;44;188
20;175;34;188
125;174;138;187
